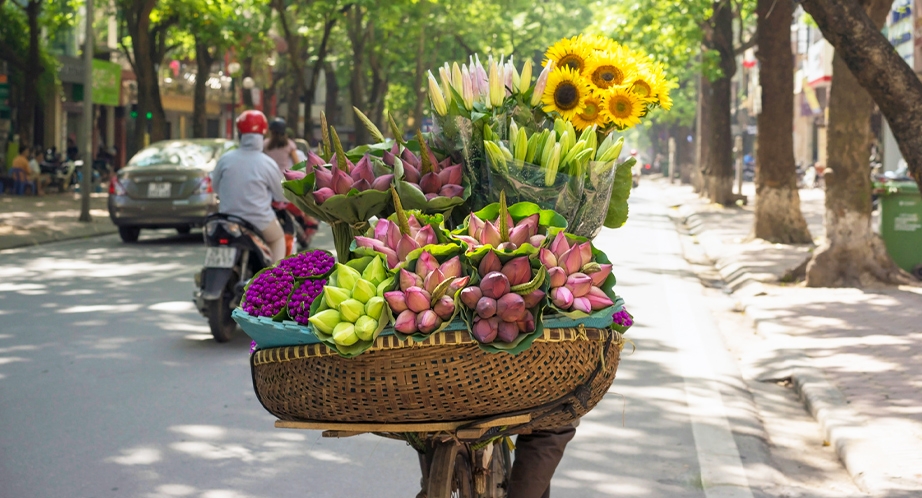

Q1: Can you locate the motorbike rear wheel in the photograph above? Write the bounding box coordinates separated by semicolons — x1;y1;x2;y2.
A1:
206;276;238;342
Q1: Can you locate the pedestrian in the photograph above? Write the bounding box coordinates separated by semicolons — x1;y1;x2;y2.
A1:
264;118;300;173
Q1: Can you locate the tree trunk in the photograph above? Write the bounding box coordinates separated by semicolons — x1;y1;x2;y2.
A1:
286;78;301;138
409;10;428;129
348;7;369;145
693;72;710;193
124;0;171;149
19;0;43;148
804;0;914;287
801;0;922;192
192;40;214;138
324;61;339;129
701;0;736;205
752;0;813;244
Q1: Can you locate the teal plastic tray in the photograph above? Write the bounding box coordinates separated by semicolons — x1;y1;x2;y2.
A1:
233;308;614;350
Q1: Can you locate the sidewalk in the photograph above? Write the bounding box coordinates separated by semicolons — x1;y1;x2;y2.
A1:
0;192;116;251
657;177;922;496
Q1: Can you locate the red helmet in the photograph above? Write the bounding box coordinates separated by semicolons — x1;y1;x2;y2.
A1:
236;110;268;135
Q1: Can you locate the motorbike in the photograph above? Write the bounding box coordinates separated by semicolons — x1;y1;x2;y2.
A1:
40;153;79;192
193;207;310;342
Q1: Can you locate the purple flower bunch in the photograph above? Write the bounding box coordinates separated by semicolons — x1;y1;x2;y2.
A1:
287;278;327;325
243;267;296;317
277;250;336;279
612;308;633;328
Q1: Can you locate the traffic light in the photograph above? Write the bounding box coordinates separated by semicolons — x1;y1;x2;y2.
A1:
146;112;152;119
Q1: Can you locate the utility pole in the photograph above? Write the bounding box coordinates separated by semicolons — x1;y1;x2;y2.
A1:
78;0;94;222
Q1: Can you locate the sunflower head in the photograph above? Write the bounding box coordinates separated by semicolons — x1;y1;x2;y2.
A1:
602;86;644;130
544;36;593;73
581;34;619;53
541;66;591;120
584;50;636;91
571;94;605;131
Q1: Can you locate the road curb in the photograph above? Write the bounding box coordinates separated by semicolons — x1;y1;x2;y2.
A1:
0;225;119;252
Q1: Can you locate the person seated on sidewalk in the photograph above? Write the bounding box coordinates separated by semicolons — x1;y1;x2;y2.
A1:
27;146;50;195
10;147;37;195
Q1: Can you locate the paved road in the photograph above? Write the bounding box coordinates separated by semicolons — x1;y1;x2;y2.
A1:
0;188;840;497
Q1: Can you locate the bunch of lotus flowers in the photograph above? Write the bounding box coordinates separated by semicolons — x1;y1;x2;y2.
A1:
385;252;470;335
460;252;544;343
308;258;391;346
454;193;546;251
310;153;394;204
382;136;464;200
539;232;614;313
354;189;440;269
428;54;556;114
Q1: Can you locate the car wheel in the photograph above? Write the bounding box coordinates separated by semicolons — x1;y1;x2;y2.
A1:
118;226;141;243
176;226;192;235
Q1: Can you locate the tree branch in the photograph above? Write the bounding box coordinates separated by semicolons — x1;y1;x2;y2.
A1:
734;33;758;55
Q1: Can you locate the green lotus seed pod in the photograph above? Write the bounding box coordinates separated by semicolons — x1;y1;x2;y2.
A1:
332;322;359;346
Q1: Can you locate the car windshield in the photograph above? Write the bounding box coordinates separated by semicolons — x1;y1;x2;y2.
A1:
128;142;221;168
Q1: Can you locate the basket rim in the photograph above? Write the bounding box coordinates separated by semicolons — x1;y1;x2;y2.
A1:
252;325;623;365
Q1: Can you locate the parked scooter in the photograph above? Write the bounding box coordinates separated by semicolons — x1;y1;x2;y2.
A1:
193;208;308;342
40;149;79;192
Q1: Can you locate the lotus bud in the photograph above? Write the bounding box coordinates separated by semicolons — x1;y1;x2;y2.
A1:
548;266;567;288
571;297;592;314
401;148;421;168
460;286;483;309
423;269;445;294
352;315;377;341
476;296;497;319
415;225;438;246
496;292;526;322
497;242;517;252
373;219;390;242
332;322;359;346
376;277;394;297
566;273;593;298
306;150;327;169
468;214;485;239
355;236;386;251
425;193;438;201
472;316;498;343
447;276;470;294
382;150;398;167
478;251;502;277
531;60;553;107
433;295;456;320
385;220;401;250
308;309;341;335
351;178;371;192
415;251;440;279
394;310;418;334
401;163;421;187
383;291;409;313
339;299;366;323
419;172;443;194
335;264;362;291
396;234;421;260
350;156;375;184
312;187;335;204
361;257;388;286
365;296;386;319
438;164;463;186
508;224;530;247
405;286;432;313
416;309;442;334
586;286;615;311
528;235;546;247
331;167;354;194
427;71;448;116
323;285;351;309
578;242;593;268
558;247;582;275
438;184;465;198
549;231;570;257
371;174;394;191
501;257;531;286
539;248;558;268
497;320;519;343
314;167;333;189
517;214;539;237
517;311;536;333
376;247;399;269
352;279;378;304
284;169;306;181
480;271;511;299
522;289;545;309
399;269;423;291
436;256;461;280
550;286;574;309
589;264;613;286
482;222;503;247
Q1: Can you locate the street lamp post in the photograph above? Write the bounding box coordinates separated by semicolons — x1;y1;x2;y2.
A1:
227;62;241;138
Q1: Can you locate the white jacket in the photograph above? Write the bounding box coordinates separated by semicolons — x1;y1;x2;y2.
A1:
211;133;286;231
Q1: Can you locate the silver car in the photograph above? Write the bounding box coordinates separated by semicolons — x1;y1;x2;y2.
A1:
108;139;234;242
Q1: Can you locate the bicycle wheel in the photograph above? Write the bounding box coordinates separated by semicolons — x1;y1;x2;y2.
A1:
482;440;509;498
428;442;474;498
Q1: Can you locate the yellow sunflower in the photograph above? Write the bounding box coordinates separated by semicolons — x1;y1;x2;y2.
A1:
601;86;644;129
584;49;637;91
581;33;619;53
571;94;605;131
544;36;593;73
646;62;673;110
626;66;661;103
542;66;592;120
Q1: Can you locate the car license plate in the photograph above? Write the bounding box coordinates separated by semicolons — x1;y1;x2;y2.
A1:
148;182;172;198
204;247;237;268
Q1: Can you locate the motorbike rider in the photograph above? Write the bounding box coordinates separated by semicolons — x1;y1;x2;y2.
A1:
210;110;287;263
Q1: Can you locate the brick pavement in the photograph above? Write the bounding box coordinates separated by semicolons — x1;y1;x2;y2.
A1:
0;192;115;251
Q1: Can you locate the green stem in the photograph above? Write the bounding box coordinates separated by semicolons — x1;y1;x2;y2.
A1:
331;222;359;264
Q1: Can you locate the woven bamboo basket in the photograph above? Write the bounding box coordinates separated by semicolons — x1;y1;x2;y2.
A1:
250;325;623;431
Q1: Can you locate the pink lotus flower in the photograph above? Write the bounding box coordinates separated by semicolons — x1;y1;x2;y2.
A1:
456;192;545;251
354;218;438;269
381;135;464;200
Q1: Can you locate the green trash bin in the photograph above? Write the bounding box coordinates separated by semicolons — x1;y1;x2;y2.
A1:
878;181;922;278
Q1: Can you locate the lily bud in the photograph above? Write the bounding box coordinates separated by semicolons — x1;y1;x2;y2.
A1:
371;174;394;191
489;59;504;108
476;296;497;319
427;71;448;116
549;230;570;257
405;286;432;313
394;310;418;334
308;309;341;335
531;60;553;107
383;291;409;313
500;257;532;286
472;316;498;343
354;315;378;341
415;251;440;279
323;286;351;309
539;248;558;268
496;292;526;322
352;279;378;304
461;65;474;110
519;59;533;94
312;187;335;204
558;247;583;275
439;256;462;279
578;242;593;268
399;269;423;291
451;61;464;96
433;295;456;320
460;286;483;309
550;286;574;309
420;172;443;194
586;286;614;310
497;320;519;343
589;264;613;286
566;273;593;298
339;299;366;323
416;309;442;334
361;256;388;286
480;271;511;299
332;322;359;346
522;289;545;309
571;296;592;314
365;296;386;319
478;251;502;277
548;266;567;288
